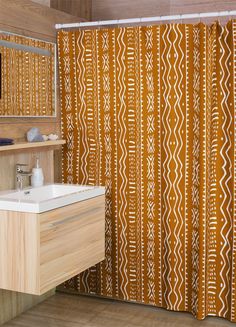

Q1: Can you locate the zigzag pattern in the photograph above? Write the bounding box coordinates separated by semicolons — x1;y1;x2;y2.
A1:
191;25;201;316
218;23;233;317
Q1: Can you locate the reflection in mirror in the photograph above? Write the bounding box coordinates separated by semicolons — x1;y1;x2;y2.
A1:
0;31;56;117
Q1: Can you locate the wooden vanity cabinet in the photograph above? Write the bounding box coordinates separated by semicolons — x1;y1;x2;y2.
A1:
0;195;105;295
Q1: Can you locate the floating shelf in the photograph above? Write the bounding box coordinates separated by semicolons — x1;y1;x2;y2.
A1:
0;140;66;152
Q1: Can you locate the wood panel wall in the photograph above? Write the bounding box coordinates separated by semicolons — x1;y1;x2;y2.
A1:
0;0;80;41
92;0;236;20
32;0;50;6
51;0;92;21
92;0;170;20
0;0;84;324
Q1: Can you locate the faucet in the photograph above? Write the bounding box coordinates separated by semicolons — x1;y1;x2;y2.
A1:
16;164;32;191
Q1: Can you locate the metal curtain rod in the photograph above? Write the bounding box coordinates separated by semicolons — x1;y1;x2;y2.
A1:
55;10;236;29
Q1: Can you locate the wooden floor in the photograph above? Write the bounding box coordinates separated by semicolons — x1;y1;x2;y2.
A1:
3;292;234;327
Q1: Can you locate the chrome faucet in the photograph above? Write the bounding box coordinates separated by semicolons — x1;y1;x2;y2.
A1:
16;164;32;191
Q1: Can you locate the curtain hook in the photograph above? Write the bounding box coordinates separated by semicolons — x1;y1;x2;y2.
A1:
198;12;201;24
180;14;183;24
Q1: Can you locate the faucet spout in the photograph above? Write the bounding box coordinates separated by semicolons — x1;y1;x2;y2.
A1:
16;164;32;190
16;174;23;191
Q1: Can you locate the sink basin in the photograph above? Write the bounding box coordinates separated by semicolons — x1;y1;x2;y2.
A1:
0;183;105;213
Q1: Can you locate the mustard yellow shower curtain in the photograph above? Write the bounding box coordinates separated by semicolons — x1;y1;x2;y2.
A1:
57;20;236;321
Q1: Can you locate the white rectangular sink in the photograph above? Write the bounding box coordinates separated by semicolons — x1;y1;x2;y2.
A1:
0;183;105;213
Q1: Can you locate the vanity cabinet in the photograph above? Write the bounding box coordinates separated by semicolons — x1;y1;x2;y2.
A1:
0;195;105;295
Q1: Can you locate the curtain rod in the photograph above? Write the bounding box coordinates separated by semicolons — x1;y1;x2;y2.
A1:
55;10;236;29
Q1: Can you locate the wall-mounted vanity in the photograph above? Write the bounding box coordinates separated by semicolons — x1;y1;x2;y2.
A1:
0;183;105;295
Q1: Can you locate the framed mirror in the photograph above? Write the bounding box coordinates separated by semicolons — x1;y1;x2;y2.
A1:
0;31;56;117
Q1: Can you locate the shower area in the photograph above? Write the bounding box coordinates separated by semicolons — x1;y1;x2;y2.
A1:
57;14;236;322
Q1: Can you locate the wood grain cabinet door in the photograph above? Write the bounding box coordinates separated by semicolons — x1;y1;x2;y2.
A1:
39;195;105;294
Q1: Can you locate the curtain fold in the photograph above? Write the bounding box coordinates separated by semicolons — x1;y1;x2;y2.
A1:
57;20;236;321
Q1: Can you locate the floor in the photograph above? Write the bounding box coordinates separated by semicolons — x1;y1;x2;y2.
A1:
3;292;235;327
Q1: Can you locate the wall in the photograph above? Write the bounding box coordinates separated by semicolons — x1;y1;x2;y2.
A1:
92;0;236;20
0;0;83;324
32;0;50;6
51;0;92;20
92;0;170;20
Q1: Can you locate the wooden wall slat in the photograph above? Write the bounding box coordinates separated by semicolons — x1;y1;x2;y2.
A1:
92;0;236;21
51;0;92;21
92;0;170;20
0;0;81;41
32;0;50;6
170;0;236;14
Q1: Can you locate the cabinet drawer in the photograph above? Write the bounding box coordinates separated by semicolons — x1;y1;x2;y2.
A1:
40;196;105;294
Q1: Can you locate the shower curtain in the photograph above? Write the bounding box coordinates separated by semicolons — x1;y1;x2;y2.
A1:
57;20;236;321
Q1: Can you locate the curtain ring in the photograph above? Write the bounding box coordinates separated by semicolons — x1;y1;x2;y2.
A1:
98;20;101;30
160;15;163;24
218;11;221;25
139;17;142;27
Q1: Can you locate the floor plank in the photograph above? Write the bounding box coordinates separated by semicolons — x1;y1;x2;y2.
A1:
3;293;234;327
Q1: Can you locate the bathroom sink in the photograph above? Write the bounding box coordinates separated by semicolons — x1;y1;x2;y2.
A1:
0;183;105;213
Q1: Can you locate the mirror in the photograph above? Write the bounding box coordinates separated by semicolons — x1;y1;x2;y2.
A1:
0;31;56;117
